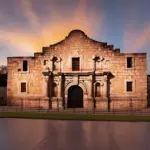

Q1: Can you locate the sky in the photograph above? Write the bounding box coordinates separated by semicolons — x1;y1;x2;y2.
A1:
0;0;150;73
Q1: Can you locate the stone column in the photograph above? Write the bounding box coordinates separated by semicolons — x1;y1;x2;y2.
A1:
58;75;63;109
92;56;96;72
56;57;61;72
43;76;49;98
42;75;49;109
58;75;62;97
85;75;93;109
103;75;108;98
59;57;62;72
88;75;93;98
93;59;96;72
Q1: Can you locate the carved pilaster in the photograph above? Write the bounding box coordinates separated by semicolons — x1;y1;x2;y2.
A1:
88;75;93;98
103;75;108;98
48;60;53;71
92;55;104;72
57;75;63;109
92;56;96;72
56;57;62;72
73;75;79;85
43;76;49;97
85;74;94;109
58;75;62;97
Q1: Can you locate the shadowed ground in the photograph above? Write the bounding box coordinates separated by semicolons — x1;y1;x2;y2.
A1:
1;112;150;121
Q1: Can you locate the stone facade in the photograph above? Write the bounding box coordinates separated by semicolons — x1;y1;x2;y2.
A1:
147;75;150;106
7;30;147;111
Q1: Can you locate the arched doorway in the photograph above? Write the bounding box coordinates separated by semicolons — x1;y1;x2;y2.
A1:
68;86;83;108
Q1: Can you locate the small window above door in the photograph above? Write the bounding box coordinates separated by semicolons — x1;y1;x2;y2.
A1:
72;57;80;71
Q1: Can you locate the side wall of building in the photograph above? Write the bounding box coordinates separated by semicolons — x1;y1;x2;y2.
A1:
147;76;150;106
7;57;48;107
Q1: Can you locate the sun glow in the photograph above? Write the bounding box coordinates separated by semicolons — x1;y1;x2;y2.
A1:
0;0;103;53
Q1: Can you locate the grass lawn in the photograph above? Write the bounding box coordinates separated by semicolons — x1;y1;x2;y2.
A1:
0;112;150;121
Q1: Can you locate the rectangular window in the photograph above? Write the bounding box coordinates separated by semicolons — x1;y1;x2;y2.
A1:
21;82;26;93
127;57;132;68
23;60;28;71
72;58;80;71
126;81;133;92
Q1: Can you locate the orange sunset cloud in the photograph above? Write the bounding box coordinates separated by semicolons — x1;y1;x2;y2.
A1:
0;0;104;54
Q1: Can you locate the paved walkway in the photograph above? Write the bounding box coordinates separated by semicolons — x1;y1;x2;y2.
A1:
1;106;150;115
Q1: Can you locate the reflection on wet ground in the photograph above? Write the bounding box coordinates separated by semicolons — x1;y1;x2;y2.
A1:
0;119;150;150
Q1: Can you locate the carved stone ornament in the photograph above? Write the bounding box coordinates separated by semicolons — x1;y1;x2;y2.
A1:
50;55;57;61
73;76;79;85
92;55;104;62
100;80;104;86
99;56;104;61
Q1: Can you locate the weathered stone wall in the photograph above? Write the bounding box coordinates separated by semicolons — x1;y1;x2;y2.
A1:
7;57;45;105
7;30;147;110
147;75;150;106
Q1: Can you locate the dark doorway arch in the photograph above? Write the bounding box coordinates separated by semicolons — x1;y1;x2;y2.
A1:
68;86;83;108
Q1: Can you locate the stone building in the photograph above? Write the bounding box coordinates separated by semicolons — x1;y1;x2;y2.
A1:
7;30;147;111
147;75;150;106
